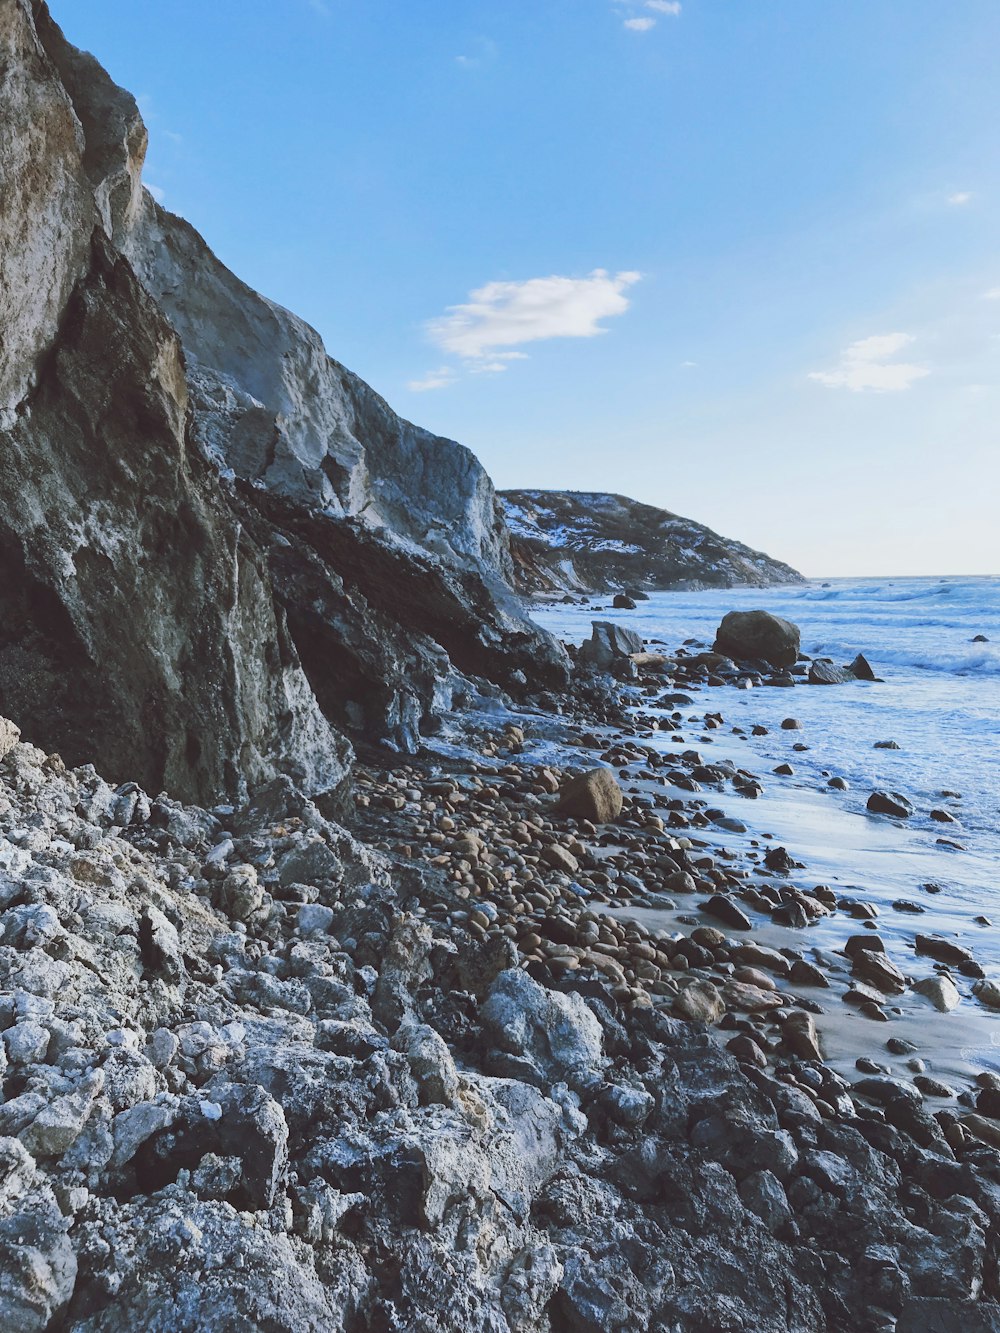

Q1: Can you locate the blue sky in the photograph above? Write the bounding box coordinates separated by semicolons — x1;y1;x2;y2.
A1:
54;1;1000;576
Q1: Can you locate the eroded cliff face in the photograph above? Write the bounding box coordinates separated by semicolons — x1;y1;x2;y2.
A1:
0;0;565;802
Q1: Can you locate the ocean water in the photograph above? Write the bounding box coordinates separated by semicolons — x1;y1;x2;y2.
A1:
528;576;1000;1079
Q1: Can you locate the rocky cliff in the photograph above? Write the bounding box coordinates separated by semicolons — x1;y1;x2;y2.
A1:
501;489;802;594
0;0;565;807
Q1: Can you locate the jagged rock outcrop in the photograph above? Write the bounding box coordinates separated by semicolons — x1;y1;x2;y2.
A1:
0;0;565;804
501;489;802;595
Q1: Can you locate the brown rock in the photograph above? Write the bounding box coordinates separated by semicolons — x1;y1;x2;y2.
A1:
541;843;579;875
673;979;725;1024
555;768;623;824
912;975;960;1012
722;981;784;1011
783;1010;822;1061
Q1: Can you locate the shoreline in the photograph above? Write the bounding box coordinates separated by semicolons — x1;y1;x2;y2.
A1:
355;674;1000;1114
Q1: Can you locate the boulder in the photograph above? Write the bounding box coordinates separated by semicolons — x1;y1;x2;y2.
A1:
612;593;636;609
577;620;644;670
0;1206;77;1332
0;718;20;761
913;975;961;1012
673;979;725;1024
852;950;907;995
540;843;579;875
867;791;913;818
782;1010;822;1061
915;935;974;967
554;768;623;824
703;894;752;931
848;653;879;681
714;610;800;668
808;659;850;685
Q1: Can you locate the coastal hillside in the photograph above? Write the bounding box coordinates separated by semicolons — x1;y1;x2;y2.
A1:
0;1;565;805
501;489;803;593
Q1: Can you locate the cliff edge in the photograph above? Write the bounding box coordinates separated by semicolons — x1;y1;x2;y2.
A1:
0;0;565;806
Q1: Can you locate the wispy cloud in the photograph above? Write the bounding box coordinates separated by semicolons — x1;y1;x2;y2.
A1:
455;37;498;69
618;1;680;31
809;333;930;393
407;366;458;393
982;287;1000;301
426;269;640;367
145;182;166;203
947;191;973;206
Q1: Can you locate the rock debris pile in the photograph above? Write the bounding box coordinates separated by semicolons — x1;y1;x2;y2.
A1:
2;715;1000;1331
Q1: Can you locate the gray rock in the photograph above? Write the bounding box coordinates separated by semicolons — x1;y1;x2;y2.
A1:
4;1021;49;1066
19;1069;103;1158
740;1169;793;1234
111;1099;177;1169
481;968;604;1090
0;1207;77;1332
808;659;850;684
296;903;336;935
577;620;644;669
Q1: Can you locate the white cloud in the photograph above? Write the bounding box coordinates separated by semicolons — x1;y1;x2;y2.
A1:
680;359;698;368
808;333;930;392
426;269;640;365
145;182;166;203
948;191;973;206
982;287;1000;300
624;16;656;30
407;367;457;393
646;1;682;13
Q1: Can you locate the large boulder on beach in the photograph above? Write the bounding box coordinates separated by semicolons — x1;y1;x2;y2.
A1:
554;767;624;823
577;621;643;669
714;611;800;668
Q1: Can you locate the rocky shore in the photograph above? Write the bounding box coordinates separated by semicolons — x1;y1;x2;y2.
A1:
3;5;1000;1329
3;619;1000;1330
